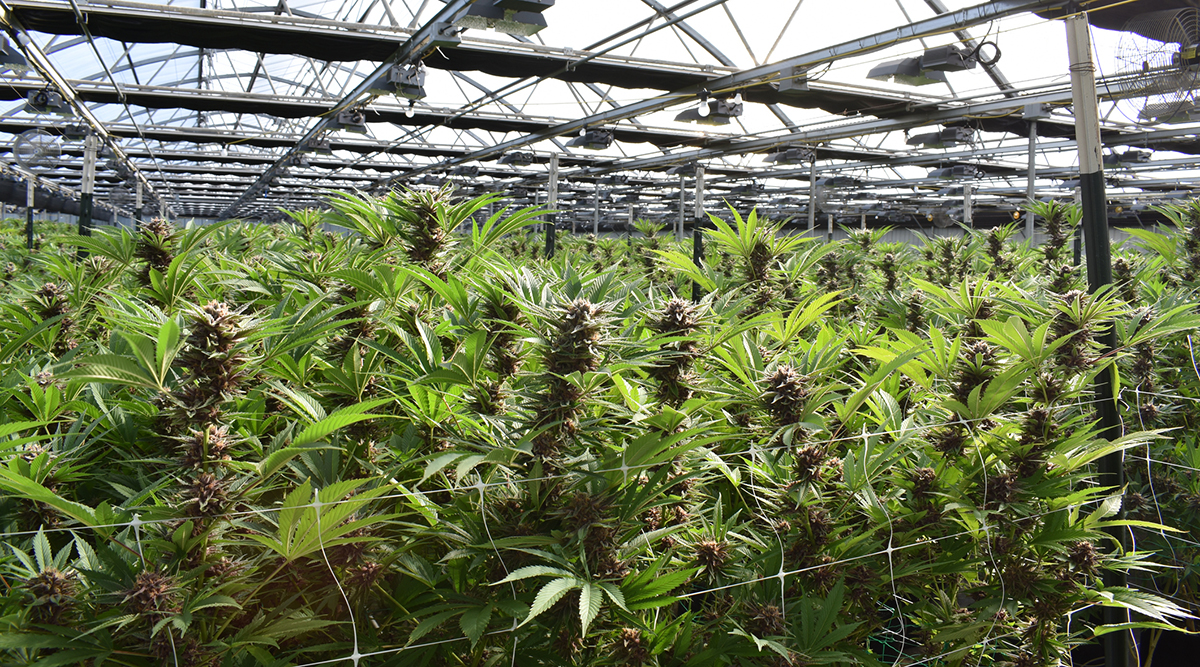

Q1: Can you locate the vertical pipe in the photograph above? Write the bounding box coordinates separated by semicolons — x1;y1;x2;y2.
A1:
860;211;866;231
1026;118;1037;241
1074;186;1083;266
545;153;558;259
807;155;817;237
593;181;600;236
826;212;833;243
25;180;34;251
79;135;98;238
1067;14;1127;667
692;165;706;302
963;183;974;228
135;180;144;232
678;173;685;243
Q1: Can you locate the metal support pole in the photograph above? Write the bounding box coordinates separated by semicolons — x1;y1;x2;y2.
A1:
135;180;144;232
678;173;686;243
692;165;705;302
960;186;975;228
860;211;866;231
1026;118;1037;240
545;153;558;259
1068;15;1127;667
807;156;817;237
25;181;34;251
1074;186;1083;266
593;182;600;236
827;213;834;243
79;134;98;237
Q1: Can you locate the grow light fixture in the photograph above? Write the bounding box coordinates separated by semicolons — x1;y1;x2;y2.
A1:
0;35;30;75
451;0;554;36
928;165;978;179
907;127;974;149
418;175;447;186
675;93;743;126
566;127;614;150
331;109;368;134
867;57;948;86
25;89;72;116
451;165;479;176
816;175;860;188
665;163;697;175
764;146;814;164
730;183;764;196
600;174;628;185
919;45;977;72
1103;150;1151;167
367;62;426;100
61;123;89;141
499;151;535;166
301;137;333;155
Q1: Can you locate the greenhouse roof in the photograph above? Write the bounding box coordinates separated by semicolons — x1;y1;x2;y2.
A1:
0;0;1198;223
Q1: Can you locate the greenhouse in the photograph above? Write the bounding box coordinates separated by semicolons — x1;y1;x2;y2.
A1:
4;0;1200;665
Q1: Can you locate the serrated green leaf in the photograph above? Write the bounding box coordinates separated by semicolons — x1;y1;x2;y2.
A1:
494;565;573;585
460;604;493;647
522;577;579;626
579;583;601;635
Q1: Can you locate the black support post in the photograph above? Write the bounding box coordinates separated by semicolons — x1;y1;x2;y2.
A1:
78;135;98;238
1067;15;1129;667
25;181;34;251
545;153;558;259
691;165;705;302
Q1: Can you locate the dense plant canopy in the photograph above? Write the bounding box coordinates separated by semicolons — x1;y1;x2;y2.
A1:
1;191;1199;666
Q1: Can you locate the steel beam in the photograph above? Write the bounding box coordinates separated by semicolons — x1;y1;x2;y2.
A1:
384;0;1056;186
219;0;476;217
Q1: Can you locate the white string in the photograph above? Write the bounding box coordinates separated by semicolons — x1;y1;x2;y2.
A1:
0;382;1188;665
972;424;1004;667
474;479;521;666
0;394;1124;543
863;425;907;666
313;487;360;667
